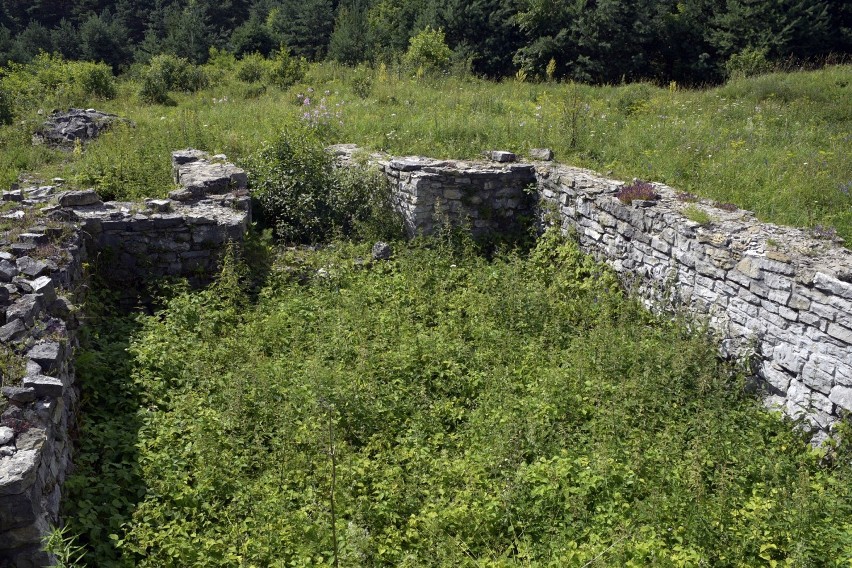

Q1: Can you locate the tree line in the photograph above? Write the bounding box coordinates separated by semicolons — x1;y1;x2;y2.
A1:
1;0;850;84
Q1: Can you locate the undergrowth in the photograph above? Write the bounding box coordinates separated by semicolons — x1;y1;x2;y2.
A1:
63;230;852;566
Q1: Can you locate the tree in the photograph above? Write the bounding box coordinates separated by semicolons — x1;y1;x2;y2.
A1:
51;18;83;61
268;0;335;60
161;3;217;63
403;26;452;73
328;1;371;65
708;0;832;63
230;14;276;57
79;10;130;70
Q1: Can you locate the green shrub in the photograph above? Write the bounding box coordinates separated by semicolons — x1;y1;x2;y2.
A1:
70;61;116;99
350;65;373;99
139;54;208;104
235;52;269;83
726;48;773;80
267;47;307;89
0;88;12;125
403;27;452;75
245;126;401;243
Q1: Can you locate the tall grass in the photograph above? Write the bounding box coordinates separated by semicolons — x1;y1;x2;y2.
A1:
0;60;849;240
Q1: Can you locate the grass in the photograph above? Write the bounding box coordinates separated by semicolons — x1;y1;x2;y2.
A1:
0;61;849;241
63;231;852;566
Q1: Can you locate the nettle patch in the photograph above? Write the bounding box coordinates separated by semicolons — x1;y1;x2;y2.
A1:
64;230;852;567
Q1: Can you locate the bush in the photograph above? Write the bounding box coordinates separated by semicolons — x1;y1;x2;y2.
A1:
139;54;208;104
0;88;12;125
726;48;773;80
350;66;373;99
403;27;452;75
70;61;117;99
235;52;270;83
245;127;401;243
267;48;307;89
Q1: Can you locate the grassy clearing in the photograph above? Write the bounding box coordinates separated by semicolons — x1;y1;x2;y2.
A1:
64;232;852;566
1;61;849;240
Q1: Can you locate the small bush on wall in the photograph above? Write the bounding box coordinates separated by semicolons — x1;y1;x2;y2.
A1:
245;127;402;243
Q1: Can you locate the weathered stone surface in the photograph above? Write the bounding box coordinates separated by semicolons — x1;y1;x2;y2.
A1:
171;148;209;167
829;385;852;412
0;320;27;343
0;450;39;496
0;426;13;445
59;189;102;208
1;387;36;404
26;342;62;375
33;108;132;146
0;259;18;282
16;257;49;278
21;375;63;398
372;241;393;261
29;276;56;305
490;150;516;163
528;148;554;161
6;295;43;327
0;491;38;531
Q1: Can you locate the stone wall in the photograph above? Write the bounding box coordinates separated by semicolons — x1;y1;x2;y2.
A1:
335;145;852;442
0;151;249;567
331;145;537;237
537;163;852;443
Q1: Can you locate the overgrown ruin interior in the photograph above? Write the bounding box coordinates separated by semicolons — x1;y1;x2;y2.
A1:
1;146;851;566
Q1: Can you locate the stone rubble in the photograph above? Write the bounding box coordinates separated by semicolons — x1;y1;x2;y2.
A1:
31;108;133;147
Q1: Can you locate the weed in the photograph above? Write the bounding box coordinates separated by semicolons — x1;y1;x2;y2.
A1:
615;180;659;204
683;204;713;225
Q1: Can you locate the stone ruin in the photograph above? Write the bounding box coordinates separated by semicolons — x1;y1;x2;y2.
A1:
332;144;852;445
0;151;249;567
1;141;851;566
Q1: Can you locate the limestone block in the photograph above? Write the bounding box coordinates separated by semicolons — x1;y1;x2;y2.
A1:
21;375;63;398
29;277;56;305
6;295;43;327
15;258;49;279
813;272;852;300
26;342;62;375
528;148;554;161
58;189;101;208
829;385;852;412
801;355;836;394
0;491;38;531
490;150;516;163
826;323;852;344
2;387;36;404
0;450;40;496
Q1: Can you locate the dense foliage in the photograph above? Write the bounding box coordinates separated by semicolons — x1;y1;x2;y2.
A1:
64;231;852;566
245;126;403;243
1;0;850;83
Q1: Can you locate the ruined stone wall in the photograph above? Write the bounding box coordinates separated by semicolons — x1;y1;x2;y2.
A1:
0;151;249;567
331;145;537;237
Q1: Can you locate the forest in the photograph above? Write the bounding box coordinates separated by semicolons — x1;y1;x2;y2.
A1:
1;0;850;84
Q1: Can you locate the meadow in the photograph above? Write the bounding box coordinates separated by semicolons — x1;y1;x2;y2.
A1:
0;56;850;241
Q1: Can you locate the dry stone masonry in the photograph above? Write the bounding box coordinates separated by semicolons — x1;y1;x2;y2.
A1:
334;144;852;443
0;151;248;567
331;145;536;237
